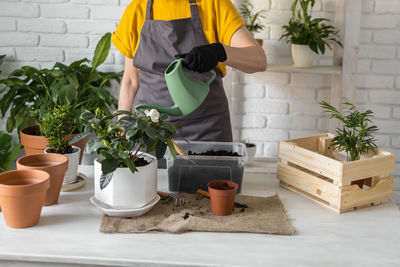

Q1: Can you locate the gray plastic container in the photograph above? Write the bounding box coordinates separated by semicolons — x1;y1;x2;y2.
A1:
166;141;247;193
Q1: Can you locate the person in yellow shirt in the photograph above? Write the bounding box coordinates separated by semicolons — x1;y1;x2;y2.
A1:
112;0;266;142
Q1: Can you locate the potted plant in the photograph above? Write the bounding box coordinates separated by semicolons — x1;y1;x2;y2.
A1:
239;0;266;46
0;169;50;228
0;33;121;158
41;105;80;185
73;108;179;209
208;180;238;216
280;0;343;67
241;139;256;165
320;98;378;162
0;131;21;173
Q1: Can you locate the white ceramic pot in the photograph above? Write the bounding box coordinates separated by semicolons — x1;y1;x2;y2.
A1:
291;44;317;67
94;152;157;209
45;146;80;184
246;145;256;165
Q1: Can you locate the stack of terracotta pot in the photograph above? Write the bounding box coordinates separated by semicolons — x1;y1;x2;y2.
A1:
0;153;69;228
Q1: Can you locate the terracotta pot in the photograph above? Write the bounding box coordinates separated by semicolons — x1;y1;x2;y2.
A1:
207;180;238;216
0;169;50;228
19;125;89;163
16;154;68;206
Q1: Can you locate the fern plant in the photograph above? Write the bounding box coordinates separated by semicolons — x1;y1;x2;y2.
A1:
320;98;378;162
239;0;266;35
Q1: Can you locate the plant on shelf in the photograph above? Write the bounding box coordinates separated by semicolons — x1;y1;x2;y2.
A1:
239;0;266;46
0;131;21;173
280;0;343;67
320;98;378;162
41;105;80;184
0;32;120;134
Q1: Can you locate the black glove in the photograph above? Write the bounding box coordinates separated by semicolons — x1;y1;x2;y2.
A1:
175;43;227;73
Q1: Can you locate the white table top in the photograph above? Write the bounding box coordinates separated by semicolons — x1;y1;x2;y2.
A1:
1;165;399;267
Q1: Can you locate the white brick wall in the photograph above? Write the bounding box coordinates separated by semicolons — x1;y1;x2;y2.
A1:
0;0;399;186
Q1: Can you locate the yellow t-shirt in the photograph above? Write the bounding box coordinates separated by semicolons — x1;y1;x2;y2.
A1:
112;0;244;76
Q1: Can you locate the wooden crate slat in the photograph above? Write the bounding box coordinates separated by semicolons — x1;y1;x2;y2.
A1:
342;152;395;185
340;177;393;210
279;140;343;184
277;162;340;206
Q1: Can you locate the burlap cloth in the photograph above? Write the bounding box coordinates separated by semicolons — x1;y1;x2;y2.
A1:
100;194;294;235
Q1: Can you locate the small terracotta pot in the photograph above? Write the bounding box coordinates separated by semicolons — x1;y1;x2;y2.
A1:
208;180;238;216
16;154;69;205
20;125;89;163
0;170;50;228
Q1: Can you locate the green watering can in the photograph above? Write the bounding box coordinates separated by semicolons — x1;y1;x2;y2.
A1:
135;58;216;116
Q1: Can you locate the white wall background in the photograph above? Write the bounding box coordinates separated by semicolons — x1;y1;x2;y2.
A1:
0;0;399;186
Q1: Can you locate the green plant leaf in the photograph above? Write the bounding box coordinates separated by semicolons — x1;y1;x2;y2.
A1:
155;141;167;159
91;32;111;71
99;171;114;190
125;158;137;173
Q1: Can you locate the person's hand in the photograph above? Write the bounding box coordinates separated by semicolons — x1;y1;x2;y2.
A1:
175;43;227;73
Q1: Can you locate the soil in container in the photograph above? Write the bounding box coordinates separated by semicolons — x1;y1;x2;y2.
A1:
187;150;241;157
209;181;235;190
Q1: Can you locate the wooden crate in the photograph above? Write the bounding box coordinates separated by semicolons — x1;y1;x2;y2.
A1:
277;133;395;213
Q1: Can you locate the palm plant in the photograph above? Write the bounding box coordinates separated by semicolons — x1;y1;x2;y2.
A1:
320;98;378;161
239;0;266;35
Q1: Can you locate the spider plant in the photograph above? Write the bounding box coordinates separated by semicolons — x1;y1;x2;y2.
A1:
320;98;378;161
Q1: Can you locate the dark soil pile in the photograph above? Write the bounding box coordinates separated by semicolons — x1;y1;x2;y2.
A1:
210;182;235;190
187;149;241;157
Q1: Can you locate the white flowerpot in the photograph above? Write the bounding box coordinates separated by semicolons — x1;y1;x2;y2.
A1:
247;145;256;165
291;44;317;67
45;146;80;184
94;152;157;209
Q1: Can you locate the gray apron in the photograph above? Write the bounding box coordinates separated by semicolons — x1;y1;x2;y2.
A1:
133;0;232;142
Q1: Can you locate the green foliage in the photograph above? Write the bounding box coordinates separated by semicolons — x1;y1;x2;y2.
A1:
320;98;378;162
0;33;121;134
0;131;21;173
280;0;342;55
41;105;76;153
71;108;180;189
239;0;266;36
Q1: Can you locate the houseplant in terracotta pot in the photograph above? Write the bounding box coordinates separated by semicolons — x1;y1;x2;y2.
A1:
0;169;50;228
208;180;238;216
241;139;256;165
239;0;266;46
280;0;342;67
41;105;80;185
72;108;179;209
16;153;68;206
0;131;21;173
0;33;121;159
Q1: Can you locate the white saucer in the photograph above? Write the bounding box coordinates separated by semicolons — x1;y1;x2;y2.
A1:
90;195;160;217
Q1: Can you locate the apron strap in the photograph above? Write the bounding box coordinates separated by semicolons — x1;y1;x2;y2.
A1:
189;0;200;19
145;0;152;21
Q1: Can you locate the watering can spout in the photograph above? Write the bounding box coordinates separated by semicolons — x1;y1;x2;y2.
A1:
134;58;216;117
135;103;182;116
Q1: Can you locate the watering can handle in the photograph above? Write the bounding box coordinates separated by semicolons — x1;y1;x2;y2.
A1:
206;70;216;86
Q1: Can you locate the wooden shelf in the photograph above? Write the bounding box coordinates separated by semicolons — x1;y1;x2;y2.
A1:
267;64;342;75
